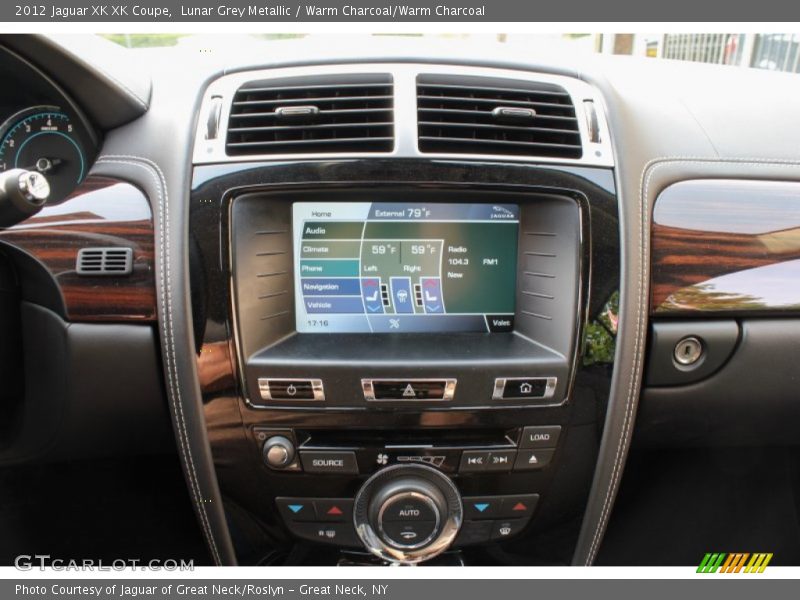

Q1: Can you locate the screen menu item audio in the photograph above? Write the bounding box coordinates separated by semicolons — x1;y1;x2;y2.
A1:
293;202;519;333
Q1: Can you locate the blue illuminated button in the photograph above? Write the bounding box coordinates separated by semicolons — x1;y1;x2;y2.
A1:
390;277;414;314
361;277;384;314
305;297;364;314
276;498;315;522
462;496;502;519
301;278;362;296
420;277;444;313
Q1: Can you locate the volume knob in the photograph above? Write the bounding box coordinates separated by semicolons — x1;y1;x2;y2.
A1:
263;436;295;469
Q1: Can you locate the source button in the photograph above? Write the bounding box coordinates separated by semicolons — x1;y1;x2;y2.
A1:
300;451;359;475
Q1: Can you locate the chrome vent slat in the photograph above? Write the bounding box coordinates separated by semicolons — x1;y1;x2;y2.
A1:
233;95;393;107
417;74;582;159
229;121;394;133
236;81;391;94
418;120;581;136
419;136;582;151
414;81;571;98
228;137;394;149
230;107;392;119
226;73;394;156
418;107;578;123
418;94;574;111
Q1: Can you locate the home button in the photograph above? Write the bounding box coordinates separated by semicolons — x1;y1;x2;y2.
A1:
492;377;557;401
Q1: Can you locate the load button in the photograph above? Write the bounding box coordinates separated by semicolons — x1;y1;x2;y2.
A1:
299;451;358;475
520;426;562;449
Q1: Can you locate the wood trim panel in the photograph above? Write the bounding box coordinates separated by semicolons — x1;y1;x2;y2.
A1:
0;176;156;322
652;179;800;314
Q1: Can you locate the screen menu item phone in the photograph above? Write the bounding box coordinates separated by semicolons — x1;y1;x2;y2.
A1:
293;202;519;333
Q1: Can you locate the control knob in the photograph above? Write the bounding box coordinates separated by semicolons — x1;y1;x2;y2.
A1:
354;464;462;564
263;436;296;469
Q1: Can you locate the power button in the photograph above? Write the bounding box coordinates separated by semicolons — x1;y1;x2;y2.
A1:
258;378;324;401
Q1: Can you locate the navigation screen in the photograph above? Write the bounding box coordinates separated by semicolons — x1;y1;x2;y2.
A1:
293;202;519;333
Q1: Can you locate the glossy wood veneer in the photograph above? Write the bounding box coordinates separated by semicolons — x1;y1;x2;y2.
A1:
652;179;800;314
0;176;156;322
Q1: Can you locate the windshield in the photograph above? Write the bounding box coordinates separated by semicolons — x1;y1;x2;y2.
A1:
101;33;800;75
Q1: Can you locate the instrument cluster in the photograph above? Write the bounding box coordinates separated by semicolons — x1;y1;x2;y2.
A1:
0;47;98;204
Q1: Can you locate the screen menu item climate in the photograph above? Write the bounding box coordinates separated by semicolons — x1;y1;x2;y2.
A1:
293;202;519;333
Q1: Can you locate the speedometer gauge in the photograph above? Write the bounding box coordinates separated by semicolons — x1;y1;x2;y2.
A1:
0;105;89;202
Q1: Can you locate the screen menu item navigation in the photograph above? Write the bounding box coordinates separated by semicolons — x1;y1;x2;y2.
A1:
293;202;519;333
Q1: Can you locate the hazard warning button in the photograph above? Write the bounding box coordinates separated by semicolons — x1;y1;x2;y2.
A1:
362;379;457;401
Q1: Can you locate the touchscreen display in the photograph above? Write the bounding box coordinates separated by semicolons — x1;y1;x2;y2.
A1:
293;202;519;333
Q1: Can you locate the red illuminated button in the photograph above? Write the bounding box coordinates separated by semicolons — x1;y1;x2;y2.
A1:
499;494;539;519
313;498;354;522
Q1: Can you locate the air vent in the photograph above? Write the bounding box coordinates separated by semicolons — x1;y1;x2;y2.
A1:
76;247;133;276
417;74;582;159
226;73;394;156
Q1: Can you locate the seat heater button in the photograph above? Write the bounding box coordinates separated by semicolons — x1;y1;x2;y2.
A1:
300;451;358;474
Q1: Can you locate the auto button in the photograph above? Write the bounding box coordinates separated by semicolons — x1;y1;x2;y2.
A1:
381;494;437;522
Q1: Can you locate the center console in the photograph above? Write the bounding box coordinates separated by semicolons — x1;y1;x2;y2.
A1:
189;65;619;566
190;159;618;565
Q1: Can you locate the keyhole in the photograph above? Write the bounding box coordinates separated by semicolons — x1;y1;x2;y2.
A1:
674;336;703;366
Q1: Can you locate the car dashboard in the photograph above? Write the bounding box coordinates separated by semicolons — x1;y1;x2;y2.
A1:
1;34;800;567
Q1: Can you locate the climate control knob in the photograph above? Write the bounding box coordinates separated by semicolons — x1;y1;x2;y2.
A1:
354;464;462;564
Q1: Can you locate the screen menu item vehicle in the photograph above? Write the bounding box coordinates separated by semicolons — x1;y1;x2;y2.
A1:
293;202;519;333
